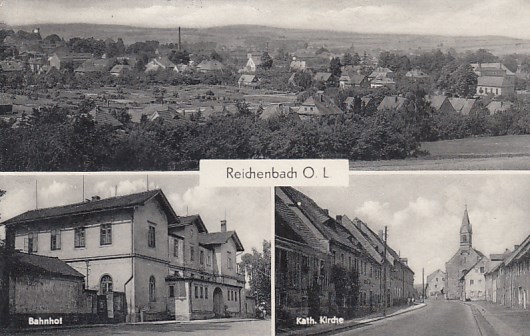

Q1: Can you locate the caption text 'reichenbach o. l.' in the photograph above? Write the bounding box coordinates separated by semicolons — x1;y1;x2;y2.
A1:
226;166;330;180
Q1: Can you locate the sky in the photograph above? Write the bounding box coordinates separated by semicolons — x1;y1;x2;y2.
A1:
297;173;530;284
2;0;530;39
0;173;271;254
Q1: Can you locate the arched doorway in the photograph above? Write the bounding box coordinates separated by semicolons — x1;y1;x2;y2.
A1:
213;287;224;317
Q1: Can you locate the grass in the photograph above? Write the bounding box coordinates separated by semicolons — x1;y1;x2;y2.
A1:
350;135;530;170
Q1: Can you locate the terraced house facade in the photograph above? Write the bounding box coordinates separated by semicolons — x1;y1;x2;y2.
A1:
3;189;246;322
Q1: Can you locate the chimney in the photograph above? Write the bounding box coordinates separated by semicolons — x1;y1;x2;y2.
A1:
178;27;182;51
400;258;408;265
336;215;342;223
378;229;384;240
220;220;227;232
91;195;101;202
514;245;520;250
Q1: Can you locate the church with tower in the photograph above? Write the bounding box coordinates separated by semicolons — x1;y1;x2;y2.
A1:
445;207;487;300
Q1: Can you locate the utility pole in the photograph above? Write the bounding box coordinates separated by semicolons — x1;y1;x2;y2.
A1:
383;226;388;316
422;267;425;303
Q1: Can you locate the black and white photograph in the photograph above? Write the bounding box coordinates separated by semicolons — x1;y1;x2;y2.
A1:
1;1;530;170
0;173;271;335
275;174;530;336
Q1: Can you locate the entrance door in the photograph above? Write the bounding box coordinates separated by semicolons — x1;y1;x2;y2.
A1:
213;287;224;317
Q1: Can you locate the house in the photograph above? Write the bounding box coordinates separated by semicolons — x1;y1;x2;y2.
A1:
28;57;47;73
3;189;247;322
149;108;189;128
448;98;480;115
339;74;369;89
297;91;343;119
476;76;515;97
426;95;456;114
289;59;306;72
445;207;486;300
461;256;490;301
485;236;529;309
243;53;262;73
4;251;103;327
426;269;446;298
145;57;178;73
275;186;414;324
470;63;515;78
259;103;299;121
88;107;124;128
405;69;430;80
486;101;513;115
196;60;225;73
377;96;408;112
368;67;395;81
238;74;260;89
110;64;131;77
74;58;113;75
313;72;334;85
48;52;92;70
370;76;396;89
0;60;25;73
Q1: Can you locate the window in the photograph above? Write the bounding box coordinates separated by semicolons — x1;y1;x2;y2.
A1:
205;287;208;299
200;250;205;265
227;251;233;269
190;246;195;262
148;225;156;248
100;275;113;294
207;253;211;266
194;286;198;299
169;285;175;298
461;235;467;243
235;291;237;302
149;276;156;302
200;286;203;299
50;229;61;250
100;224;112;245
470;279;474;285
26;232;38;253
174;239;179;258
74;227;85;248
480;267;485;273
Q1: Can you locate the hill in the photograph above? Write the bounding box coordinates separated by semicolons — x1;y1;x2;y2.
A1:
7;23;530;55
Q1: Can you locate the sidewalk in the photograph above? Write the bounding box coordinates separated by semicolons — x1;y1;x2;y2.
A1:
466;301;530;336
278;303;427;336
127;317;262;325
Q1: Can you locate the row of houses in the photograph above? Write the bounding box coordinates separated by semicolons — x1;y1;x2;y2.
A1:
0;189;255;325
275;186;414;325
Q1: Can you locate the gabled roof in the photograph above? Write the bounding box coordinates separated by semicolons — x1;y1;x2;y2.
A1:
486;101;513;114
12;251;84;278
406;69;430;78
377;96;407;111
369;67;393;78
426;95;451;111
314;72;332;82
470;63;515;76
169;214;208;233
110;64;131;73
198;231;244;251
75;58;111;73
197;60;225;71
260;104;299;121
300;92;343;116
339;215;384;265
3;189;179;226
89;107;123;128
448;98;477;115
0;60;24;72
426;269;446;283
149;109;189;128
238;74;258;83
477;76;513;87
503;235;530;267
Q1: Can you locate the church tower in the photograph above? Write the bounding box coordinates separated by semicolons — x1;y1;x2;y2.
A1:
459;206;472;249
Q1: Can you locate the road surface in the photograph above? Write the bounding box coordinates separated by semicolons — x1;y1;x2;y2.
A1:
335;300;496;336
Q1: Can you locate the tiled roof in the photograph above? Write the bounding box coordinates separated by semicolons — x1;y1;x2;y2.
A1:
300;93;343;116
503;235;530;266
198;231;244;251
3;189;178;225
477;76;513;87
12;251;84;278
486;101;513;114
239;74;257;83
448;98;477;115
314;72;332;82
260;104;298;121
339;215;383;264
0;60;24;72
89;108;123;128
197;60;225;71
426;95;449;111
377;96;407;111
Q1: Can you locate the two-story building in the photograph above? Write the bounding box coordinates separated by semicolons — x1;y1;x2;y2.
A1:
3;189;246;322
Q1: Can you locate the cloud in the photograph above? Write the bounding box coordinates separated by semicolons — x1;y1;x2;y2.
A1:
2;0;530;39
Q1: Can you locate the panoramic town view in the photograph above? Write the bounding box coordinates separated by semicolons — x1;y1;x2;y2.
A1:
1;1;530;170
276;175;530;336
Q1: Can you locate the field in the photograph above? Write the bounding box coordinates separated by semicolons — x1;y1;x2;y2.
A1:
350;135;530;170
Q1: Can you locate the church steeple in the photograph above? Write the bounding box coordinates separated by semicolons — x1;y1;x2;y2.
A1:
459;205;472;249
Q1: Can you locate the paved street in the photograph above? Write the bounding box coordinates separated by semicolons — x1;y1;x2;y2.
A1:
335;300;485;336
3;319;271;336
